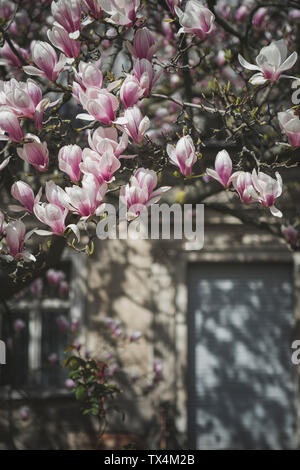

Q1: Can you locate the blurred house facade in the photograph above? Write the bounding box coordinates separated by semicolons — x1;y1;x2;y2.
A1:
0;196;299;450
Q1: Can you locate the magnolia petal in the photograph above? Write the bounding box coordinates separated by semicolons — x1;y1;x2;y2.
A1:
270;205;282;218
67;223;80;242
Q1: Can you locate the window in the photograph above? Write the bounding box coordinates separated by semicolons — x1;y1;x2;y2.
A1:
0;253;85;393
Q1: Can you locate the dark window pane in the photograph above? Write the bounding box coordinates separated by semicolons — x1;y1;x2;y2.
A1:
0;310;29;388
41;310;70;388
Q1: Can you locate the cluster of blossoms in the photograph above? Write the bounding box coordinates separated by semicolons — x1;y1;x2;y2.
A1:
0;0;299;265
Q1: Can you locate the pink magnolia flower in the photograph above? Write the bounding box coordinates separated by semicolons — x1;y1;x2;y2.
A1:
232;171;258;204
278;109;300;147
80;148;121;184
0;0;14;20
45;181;68;210
48;24;81;59
51;0;82;39
1;78;57;130
23;41;67;81
281;224;297;246
0;110;24;142
14;319;25;333
238;40;297;85
133;59;160;97
206;150;236;188
19;406;30;421
60;280;69;297
116;106;150;144
88;127;129;159
167;135;197;176
30;278;43;297
120;167;170;218
65;378;75;389
83;0;103;19
98;0;140;26
5;220;36;261
252;7;268;27
166;0;182;16
58;144;82;182
56;315;70;333
48;353;58;365
127;27;157;61
46;269;65;285
74;60;103;90
34;202;80;240
64;173;107;218
34;203;68;235
175;0;215;39
77;87;119;124
17;135;49;172
235;5;249;22
0;41;29;68
251;169;283;217
11;181;42;213
120;75;144;109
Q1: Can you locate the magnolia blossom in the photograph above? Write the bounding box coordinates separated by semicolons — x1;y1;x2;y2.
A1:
88;127;129;159
116;106;150;144
60;281;69;297
34;202;80;239
0;1;14;20
74;60;103;90
252;7;268;27
232;171;258;204
0;78;57;129
133;59;160;97
166;0;182;16
5;220;36;261
51;0;82;39
11;181;42;213
281;225;298;246
58;144;82;182
0;110;24;142
17;135;49;172
251;169;283;217
238;40;298;85
206;150;236;188
48;24;81;59
63;173;107;217
65;378;75;390
98;0;140;26
175;0;215;39
45;181;68;210
83;0;103;19
278;109;300;147
77;87;119;124
80;148;121;184
167;135;197;176
127;27;157;61
47;269;65;285
0;41;29;68
14;319;26;333
235;4;249;22
120;167;170;219
19;407;30;421
120;75;144;108
23;41;67;81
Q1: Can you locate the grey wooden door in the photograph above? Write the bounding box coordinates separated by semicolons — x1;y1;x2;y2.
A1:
188;262;296;449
